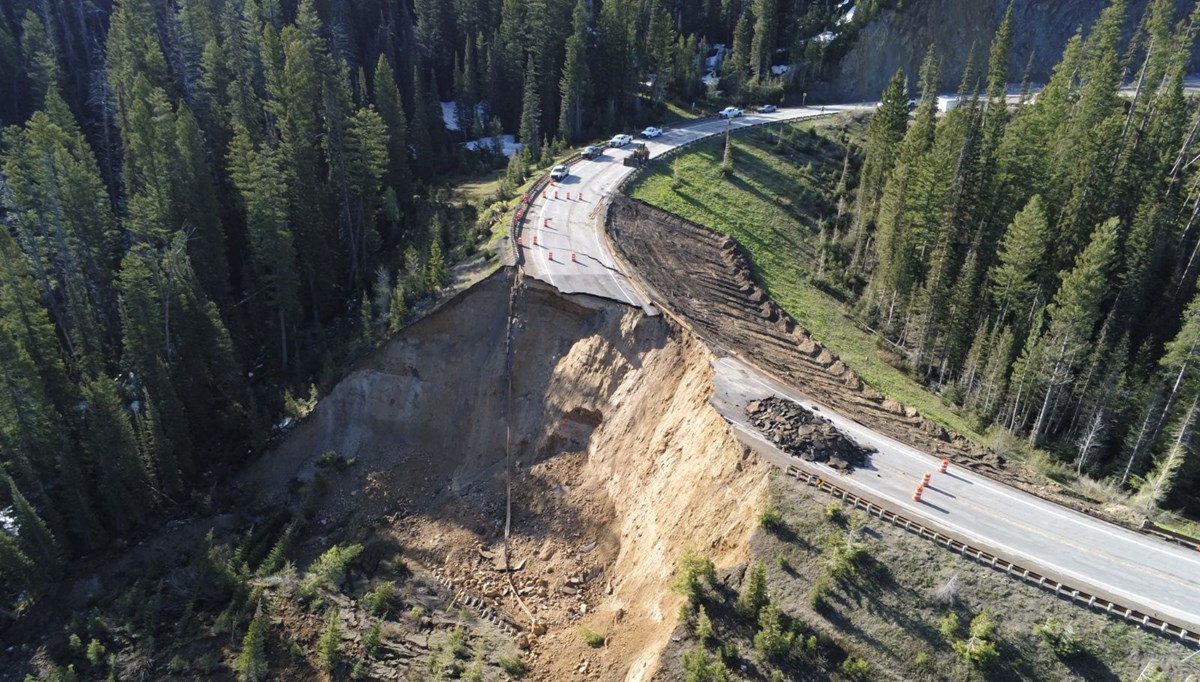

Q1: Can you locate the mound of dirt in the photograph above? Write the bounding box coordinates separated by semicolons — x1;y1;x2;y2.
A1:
243;270;770;681
745;397;873;471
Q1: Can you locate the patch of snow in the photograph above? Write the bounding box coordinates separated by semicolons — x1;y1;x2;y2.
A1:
465;134;521;157
0;507;16;535
441;101;459;131
837;6;856;25
770;65;791;76
814;30;836;44
702;72;720;87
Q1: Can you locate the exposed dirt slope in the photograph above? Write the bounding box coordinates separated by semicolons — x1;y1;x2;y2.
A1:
244;271;770;680
607;196;1093;504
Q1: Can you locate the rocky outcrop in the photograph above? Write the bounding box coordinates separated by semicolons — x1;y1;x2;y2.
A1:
815;0;1197;103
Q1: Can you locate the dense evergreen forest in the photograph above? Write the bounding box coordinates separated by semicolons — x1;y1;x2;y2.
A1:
840;0;1200;512
0;0;893;612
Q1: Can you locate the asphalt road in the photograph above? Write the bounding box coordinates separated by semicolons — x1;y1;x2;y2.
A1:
518;106;845;309
517;104;1200;638
711;355;1200;635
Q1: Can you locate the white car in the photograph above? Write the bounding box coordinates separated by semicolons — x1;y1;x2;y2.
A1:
550;165;569;181
718;107;743;118
756;104;777;113
609;134;633;147
640;127;663;138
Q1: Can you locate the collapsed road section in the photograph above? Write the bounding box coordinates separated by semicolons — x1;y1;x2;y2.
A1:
745;397;873;471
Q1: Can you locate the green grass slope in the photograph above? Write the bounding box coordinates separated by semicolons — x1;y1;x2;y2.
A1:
629;119;984;442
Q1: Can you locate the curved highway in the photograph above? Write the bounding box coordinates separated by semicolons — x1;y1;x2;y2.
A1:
513;106;1200;640
518;106;851;306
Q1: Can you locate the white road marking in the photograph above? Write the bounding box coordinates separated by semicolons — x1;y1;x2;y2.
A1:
717;358;1200;626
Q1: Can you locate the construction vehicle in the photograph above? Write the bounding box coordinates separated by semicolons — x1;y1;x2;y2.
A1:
623;143;650;168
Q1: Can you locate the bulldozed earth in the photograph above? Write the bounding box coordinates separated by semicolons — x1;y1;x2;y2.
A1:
607;195;1116;516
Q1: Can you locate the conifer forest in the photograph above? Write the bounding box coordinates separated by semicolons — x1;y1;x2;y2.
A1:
1;0;1200;668
0;0;896;614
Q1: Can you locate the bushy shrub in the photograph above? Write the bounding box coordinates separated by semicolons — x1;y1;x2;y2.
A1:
362;581;396;616
579;627;606;648
1034;617;1084;658
498;654;526;677
759;504;784;532
671;549;717;606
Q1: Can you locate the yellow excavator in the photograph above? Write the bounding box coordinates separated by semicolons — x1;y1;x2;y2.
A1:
622;143;650;168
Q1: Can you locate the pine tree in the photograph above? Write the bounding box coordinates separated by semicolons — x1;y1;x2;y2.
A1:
1;108;119;369
851;70;909;271
1014;218;1119;444
317;608;341;672
736;560;768;620
373;55;413;243
749;0;778;83
227;124;301;370
271;15;334;317
389;280;407;332
558;0;592;143
725;8;753;98
1143;398;1196;507
171;104;230;302
988;195;1050;328
235;602;270;681
428;238;450;293
518;56;542;159
3;474;61;576
343;104;390;283
80;376;153;534
20;10;60;101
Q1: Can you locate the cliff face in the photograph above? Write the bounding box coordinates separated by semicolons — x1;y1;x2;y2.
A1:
815;0;1195;103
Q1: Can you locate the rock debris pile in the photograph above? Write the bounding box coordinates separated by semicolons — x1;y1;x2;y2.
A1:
745;397;874;471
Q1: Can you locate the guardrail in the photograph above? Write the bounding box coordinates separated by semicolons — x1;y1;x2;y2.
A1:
783;463;1200;647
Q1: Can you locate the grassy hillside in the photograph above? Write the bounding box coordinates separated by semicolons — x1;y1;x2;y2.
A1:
628;118;985;443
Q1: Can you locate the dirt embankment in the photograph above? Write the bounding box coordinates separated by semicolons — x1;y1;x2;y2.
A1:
607;196;1079;500
246;270;770;680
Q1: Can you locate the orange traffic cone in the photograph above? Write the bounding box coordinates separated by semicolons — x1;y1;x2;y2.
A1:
922;472;932;487
940;458;949;474
516;237;523;247
554;190;559;199
532;235;538;246
548;251;554;261
570;252;577;262
912;485;923;502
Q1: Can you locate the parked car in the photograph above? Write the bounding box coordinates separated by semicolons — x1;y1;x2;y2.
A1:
550;164;569;181
581;145;602;159
906;98;919;111
640;126;663;138
757;104;777;113
609;133;633;147
718;106;743;118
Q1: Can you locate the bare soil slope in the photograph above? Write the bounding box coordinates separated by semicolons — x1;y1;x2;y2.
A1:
608;196;1099;509
245;271;770;680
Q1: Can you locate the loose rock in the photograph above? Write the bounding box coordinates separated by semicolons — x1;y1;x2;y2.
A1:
745;396;874;471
